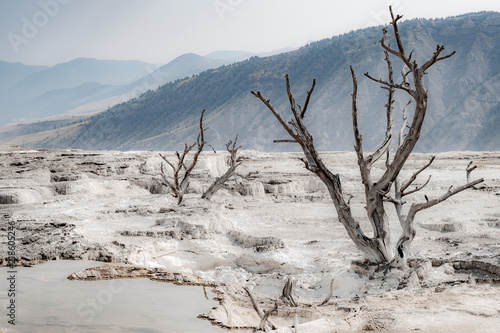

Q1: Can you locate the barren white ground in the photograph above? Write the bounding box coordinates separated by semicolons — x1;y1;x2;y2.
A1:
1;146;499;332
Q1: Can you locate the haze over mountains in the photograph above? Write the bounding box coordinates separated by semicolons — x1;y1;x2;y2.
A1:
0;48;297;126
0;58;151;123
0;52;247;125
1;12;499;152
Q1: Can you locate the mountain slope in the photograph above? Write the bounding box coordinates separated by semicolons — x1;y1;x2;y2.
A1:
205;48;298;62
205;50;255;63
115;53;230;98
5;12;500;152
0;61;48;91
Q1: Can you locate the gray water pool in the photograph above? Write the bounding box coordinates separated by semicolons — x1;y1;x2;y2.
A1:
1;260;225;333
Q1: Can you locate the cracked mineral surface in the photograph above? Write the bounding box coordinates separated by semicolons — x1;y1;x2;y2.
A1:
1;145;499;332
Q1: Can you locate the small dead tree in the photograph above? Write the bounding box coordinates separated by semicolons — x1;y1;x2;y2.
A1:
201;135;243;200
319;279;335;306
466;161;477;184
251;7;484;266
142;110;207;205
281;277;297;307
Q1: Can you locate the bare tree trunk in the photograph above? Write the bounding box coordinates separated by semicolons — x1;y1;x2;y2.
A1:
390;176;483;267
281;277;297;307
253;76;389;263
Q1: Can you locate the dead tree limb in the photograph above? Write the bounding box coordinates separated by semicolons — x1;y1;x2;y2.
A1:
259;301;279;331
243;287;264;318
274;139;298;143
201;135;243;200
400;156;435;195
243;287;278;330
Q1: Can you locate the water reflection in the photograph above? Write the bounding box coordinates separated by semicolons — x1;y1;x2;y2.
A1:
0;260;224;333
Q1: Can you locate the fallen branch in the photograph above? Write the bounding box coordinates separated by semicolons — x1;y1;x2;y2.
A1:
243;287;278;330
259;301;279;331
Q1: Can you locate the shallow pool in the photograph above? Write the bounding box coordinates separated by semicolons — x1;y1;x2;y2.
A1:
1;260;225;333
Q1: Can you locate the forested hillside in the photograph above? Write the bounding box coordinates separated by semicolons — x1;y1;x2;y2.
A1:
4;12;499;152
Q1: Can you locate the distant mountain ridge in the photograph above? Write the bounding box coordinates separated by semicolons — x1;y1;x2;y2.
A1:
1;12;499;152
205;48;296;62
0;46;297;126
5;58;153;98
0;61;48;91
0;48;293;126
0;58;155;124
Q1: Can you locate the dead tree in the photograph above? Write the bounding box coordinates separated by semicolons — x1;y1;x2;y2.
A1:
201;135;243;200
141;110;207;205
466;161;477;183
251;7;483;266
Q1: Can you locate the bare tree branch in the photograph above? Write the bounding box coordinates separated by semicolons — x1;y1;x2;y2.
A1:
421;45;456;72
410;178;484;215
402;175;432;197
365;50;395;167
380;7;412;69
398;101;411;145
286;74;302;126
350;66;371;190
159;153;176;171
251;91;297;141
319;279;335;306
299;79;316;118
391;173;484;268
364;72;415;96
253;72;384;262
400;156;435;194
389;6;406;58
274;139;298;143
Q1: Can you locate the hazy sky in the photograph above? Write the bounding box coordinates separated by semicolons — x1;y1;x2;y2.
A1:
1;0;499;66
